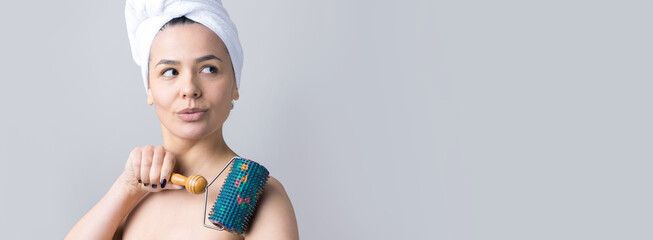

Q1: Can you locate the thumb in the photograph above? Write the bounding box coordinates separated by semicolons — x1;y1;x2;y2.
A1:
163;182;185;190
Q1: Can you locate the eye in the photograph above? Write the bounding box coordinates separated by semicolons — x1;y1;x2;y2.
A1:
162;68;178;77
201;66;218;74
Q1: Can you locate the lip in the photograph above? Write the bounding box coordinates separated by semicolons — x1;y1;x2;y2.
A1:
176;108;208;121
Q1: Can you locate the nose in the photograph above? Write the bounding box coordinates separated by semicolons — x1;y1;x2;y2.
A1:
179;72;202;99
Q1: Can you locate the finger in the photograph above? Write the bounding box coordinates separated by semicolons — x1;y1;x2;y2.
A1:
130;148;143;183
149;146;164;190
140;145;153;187
159;150;176;190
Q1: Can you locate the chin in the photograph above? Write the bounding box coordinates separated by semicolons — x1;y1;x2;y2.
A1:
169;122;218;140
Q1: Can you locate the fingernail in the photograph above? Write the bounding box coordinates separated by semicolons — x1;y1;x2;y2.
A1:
152;184;157;189
144;183;149;187
138;179;142;183
160;179;167;188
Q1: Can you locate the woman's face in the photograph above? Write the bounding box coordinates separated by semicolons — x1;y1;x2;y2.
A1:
147;23;239;140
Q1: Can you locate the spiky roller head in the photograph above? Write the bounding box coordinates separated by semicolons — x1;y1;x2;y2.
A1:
208;157;269;234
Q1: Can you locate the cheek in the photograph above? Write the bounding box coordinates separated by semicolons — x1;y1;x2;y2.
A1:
203;80;232;100
151;87;176;111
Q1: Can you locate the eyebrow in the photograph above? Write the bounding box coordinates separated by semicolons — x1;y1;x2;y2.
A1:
155;55;223;66
195;55;223;63
156;59;180;66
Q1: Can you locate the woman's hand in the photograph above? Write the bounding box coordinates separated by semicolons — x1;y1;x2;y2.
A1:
122;145;184;195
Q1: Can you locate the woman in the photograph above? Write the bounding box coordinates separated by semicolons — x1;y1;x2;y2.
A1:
65;1;299;239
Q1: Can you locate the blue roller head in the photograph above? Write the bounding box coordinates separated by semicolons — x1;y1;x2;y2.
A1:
208;157;270;234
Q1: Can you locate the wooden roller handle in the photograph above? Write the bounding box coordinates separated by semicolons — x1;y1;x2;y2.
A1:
170;173;208;194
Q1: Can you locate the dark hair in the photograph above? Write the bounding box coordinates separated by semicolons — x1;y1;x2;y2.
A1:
160;16;197;31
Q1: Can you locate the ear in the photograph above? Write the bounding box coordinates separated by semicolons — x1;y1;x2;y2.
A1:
232;79;240;101
147;88;154;105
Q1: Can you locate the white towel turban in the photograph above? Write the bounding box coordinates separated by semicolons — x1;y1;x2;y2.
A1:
125;0;243;92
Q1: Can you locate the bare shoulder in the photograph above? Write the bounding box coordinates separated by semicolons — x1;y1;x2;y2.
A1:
244;175;299;240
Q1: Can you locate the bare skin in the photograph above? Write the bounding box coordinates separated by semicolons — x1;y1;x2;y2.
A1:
66;23;299;240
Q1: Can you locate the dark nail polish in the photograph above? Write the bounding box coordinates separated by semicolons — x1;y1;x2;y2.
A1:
138;179;142;183
152;184;157;189
160;179;167;188
144;183;149;187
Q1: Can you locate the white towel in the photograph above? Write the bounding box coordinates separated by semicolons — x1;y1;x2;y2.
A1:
125;0;243;92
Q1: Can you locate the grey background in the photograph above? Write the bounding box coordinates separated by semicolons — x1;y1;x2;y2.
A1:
0;0;651;239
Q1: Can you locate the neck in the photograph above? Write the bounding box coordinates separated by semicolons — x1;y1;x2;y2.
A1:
161;125;238;177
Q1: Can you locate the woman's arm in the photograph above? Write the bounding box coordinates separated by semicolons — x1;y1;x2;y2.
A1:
244;176;299;240
65;146;179;240
65;173;146;239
